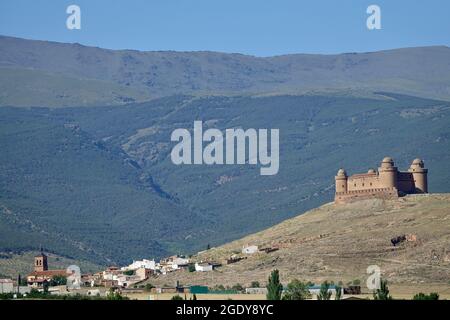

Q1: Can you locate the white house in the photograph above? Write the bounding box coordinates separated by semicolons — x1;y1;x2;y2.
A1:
0;279;14;294
121;259;156;271
116;275;142;288
169;257;190;270
242;245;259;254
195;263;213;272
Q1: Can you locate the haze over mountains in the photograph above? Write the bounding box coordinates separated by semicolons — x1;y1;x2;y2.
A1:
1;35;450;107
0;36;449;268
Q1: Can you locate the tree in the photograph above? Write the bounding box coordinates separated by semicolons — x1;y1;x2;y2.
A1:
188;264;196;272
373;279;392;300
144;283;154;292
413;292;439;300
123;270;134;276
42;280;49;294
171;295;183;300
317;281;332;300
107;289;129;300
50;275;67;286
206;244;211;250
18;274;28;286
282;279;311;300
250;281;260;288
193;294;197;300
266;269;283;300
232;283;244;292
335;284;342;300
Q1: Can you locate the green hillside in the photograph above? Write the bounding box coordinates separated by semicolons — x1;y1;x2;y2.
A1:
1;93;449;265
0;67;153;107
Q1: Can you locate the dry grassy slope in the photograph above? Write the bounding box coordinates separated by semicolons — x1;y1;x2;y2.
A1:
150;194;450;287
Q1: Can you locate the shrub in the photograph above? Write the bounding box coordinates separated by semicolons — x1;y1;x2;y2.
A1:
317;281;332;300
373;279;392;300
413;292;439;300
282;279;311;300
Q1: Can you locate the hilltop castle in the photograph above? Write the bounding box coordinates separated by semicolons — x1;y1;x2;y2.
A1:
335;157;428;204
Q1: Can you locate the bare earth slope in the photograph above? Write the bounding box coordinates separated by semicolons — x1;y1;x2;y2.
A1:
150;194;450;288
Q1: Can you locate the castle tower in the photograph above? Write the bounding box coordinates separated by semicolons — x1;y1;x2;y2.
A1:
408;158;428;193
34;252;48;272
335;168;348;193
378;157;398;189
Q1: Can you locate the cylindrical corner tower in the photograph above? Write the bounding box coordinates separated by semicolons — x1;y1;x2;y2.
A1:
335;168;348;193
378;157;398;189
409;158;428;193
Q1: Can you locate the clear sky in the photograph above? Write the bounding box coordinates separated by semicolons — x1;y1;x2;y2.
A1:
0;0;449;56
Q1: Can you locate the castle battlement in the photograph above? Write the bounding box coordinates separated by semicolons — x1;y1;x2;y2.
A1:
335;157;428;204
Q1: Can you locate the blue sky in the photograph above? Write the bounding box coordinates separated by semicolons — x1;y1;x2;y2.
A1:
0;0;449;56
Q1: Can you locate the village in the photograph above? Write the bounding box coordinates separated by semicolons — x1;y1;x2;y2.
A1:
0;244;292;300
0;157;442;300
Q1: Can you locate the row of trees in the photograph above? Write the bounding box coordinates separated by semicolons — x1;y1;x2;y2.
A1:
266;270;342;300
265;269;439;300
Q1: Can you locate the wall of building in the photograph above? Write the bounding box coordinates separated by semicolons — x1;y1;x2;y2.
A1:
334;158;428;204
397;172;415;193
347;174;381;191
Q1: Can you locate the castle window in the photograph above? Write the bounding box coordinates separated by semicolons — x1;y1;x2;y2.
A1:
362;183;365;186
354;184;356;187
342;185;344;188
370;183;372;186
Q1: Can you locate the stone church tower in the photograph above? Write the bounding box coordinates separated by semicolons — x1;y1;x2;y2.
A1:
34;252;48;272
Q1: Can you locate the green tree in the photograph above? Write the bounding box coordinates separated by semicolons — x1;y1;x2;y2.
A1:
171;295;184;300
50;275;67;286
123;270;134;276
188;264;196;273
193;294;197;300
413;292;439;300
144;283;154;292
18;274;27;286
232;283;244;292
106;289;129;300
317;281;332;300
282;279;311;300
250;281;260;288
335;284;342;300
42;281;49;294
373;279;392;300
266;269;283;300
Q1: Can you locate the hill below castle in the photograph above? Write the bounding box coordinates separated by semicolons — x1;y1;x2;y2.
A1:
148;194;450;290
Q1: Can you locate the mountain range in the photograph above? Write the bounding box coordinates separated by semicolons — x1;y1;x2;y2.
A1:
0;36;449;269
1;35;450;107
